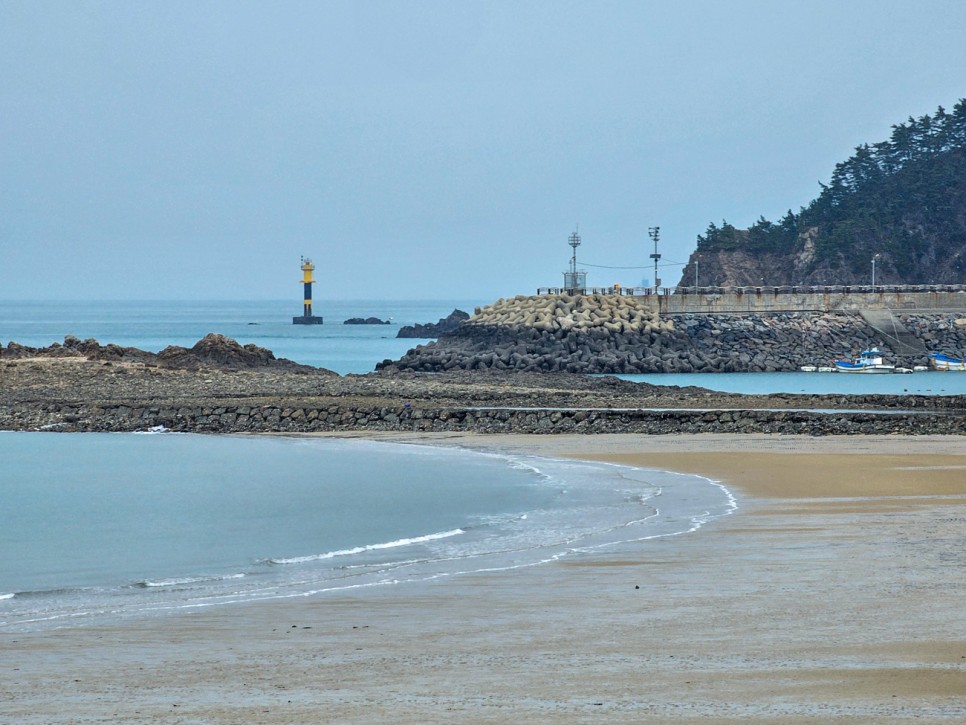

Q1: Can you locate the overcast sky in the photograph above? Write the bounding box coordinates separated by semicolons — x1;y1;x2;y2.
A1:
3;0;966;301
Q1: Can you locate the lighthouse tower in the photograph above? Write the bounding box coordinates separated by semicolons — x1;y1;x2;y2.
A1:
292;257;324;325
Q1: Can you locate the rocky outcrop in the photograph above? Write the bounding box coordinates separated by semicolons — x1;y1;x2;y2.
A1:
1;335;156;364
397;309;470;338
2;333;328;374
155;334;318;372
378;294;966;374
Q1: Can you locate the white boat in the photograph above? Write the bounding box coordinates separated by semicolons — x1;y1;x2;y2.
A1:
833;348;896;374
928;352;966;371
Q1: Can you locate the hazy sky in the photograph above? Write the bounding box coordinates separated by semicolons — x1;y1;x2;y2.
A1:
3;1;966;301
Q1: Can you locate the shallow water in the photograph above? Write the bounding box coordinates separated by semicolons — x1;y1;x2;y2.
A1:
610;370;966;396
0;432;735;632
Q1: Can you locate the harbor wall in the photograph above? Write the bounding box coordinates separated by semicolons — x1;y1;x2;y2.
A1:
537;286;966;313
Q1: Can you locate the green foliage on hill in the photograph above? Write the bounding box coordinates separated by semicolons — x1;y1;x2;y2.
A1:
694;100;966;284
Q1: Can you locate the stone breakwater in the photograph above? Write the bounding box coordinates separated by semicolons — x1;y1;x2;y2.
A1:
6;398;964;436
379;294;966;374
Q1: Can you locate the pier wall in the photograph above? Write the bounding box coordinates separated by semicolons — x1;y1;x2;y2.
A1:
537;286;966;314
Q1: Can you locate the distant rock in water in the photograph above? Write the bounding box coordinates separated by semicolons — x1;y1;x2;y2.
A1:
156;333;318;372
344;317;391;325
396;309;470;338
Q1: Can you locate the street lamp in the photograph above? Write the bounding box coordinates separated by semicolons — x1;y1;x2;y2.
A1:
694;256;700;288
872;253;880;291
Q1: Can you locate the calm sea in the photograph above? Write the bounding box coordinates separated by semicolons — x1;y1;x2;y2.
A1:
0;299;485;375
0;432;735;633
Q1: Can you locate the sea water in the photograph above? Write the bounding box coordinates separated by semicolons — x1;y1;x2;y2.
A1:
0;432;735;633
0;299;485;375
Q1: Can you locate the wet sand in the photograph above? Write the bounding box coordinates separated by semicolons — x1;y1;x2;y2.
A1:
3;434;966;723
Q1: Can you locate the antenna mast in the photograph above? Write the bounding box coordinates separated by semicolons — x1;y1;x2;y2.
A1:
569;228;581;279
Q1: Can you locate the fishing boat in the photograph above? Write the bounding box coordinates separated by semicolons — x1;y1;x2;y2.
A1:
928;352;966;371
833;348;895;374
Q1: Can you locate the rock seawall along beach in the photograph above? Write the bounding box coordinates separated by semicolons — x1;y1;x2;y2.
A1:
377;294;966;374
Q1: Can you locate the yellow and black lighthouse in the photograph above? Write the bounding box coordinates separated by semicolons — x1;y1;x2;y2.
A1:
292;257;324;325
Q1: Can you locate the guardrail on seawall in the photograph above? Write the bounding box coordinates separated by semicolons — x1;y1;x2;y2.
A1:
535;285;966;313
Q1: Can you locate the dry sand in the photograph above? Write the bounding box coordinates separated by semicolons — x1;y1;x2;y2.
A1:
3;433;966;723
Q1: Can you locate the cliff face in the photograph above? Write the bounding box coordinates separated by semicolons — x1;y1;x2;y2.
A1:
678;103;966;288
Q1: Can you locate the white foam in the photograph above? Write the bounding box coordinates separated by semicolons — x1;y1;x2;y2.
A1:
269;529;465;565
139;573;245;588
0;593;15;601
133;425;168;434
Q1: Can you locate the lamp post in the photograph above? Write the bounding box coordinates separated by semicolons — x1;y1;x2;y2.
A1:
648;226;661;295
871;253;880;291
694;256;700;288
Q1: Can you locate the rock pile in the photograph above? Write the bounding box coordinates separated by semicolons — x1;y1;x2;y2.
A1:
469;294;673;334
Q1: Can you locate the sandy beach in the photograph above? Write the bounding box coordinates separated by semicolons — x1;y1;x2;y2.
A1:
4;433;966;723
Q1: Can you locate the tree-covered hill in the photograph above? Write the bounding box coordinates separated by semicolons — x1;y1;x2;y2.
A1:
679;101;966;287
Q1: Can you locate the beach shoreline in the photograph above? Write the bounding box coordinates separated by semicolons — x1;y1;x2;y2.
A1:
3;433;966;723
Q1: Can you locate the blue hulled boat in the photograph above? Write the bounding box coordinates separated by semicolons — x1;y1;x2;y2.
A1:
833;348;896;374
929;352;966;371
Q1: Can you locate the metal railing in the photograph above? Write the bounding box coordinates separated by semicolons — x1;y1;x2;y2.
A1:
537;284;966;297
